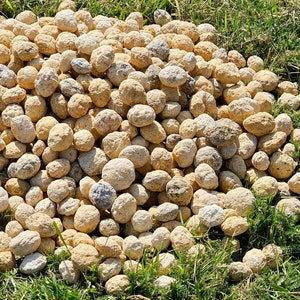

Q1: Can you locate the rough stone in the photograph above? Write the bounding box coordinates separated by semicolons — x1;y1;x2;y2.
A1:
221;216;249;237
89;181;117;211
198;204;225;227
10;230;41;257
242;248;267;274
59;260;81;284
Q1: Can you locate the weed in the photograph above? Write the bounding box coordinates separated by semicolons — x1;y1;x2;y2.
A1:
247;195;300;259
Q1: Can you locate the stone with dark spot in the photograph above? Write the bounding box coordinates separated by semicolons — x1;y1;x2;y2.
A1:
204;118;241;146
89;181;117;210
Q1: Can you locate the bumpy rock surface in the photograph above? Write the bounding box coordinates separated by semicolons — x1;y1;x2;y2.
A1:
0;4;299;292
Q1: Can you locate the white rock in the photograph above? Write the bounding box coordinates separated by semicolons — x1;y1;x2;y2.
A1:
154;275;176;289
19;252;47;274
198;204;225;227
59;259;81;284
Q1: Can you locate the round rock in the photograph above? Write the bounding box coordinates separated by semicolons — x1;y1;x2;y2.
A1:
154;203;179;222
25;212;56;238
224;187;255;217
166;176;193;206
89;181;117;211
159;66;187;87
198;204;225;227
48;123;74;152
74;205;100;233
102;158;135;191
14;153;41;180
204;118;241;146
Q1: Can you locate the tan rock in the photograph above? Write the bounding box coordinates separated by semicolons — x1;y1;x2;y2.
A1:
198;204;225;227
288;173;300;195
0;232;11;252
102;158;135;191
9;230;41;257
74;205;100;233
172;139;197;168
224;187;255;217
0;187;9;213
47;179;70;203
166;176;193;206
46;159;70;179
243;112;275;137
262;244;283;270
258;131;287;155
71;244;99;272
195;163;218;190
123;235;144;260
228;262;252;281
243;248;267;274
11;115;36;143
253;70;279;92
204;118;241;147
99;258;122;282
170;225;194;252
99;218;120;237
48;123;74;152
59;260;81;284
131;210;153;233
101;132;130;159
140;121;167;144
105;275;130;295
94;236;122;259
219;171;243;193
251;151;270;171
14;203;35;228
142;170;171;192
252;176;278;197
226;155;247;179
268;151;297;180
5;220;24;238
0;251;15;272
78;147;108;177
276;198;300;220
25;212;56;238
154;275;177;289
111;193;137;224
221;216;249;236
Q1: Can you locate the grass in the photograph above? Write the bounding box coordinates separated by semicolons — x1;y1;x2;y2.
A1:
247;195;300;259
0;0;299;85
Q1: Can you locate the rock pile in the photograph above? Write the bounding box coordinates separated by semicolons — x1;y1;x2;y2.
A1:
0;0;299;294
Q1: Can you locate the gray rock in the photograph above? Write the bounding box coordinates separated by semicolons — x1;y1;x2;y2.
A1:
71;58;91;74
59;78;84;98
146;39;169;61
19;252;47;274
14;153;41;180
204;118;241;146
89;181;117;210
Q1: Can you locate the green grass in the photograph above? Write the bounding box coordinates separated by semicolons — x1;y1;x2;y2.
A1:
247;195;300;259
0;0;299;85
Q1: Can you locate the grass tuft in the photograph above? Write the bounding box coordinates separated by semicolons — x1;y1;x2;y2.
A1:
247;195;300;259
